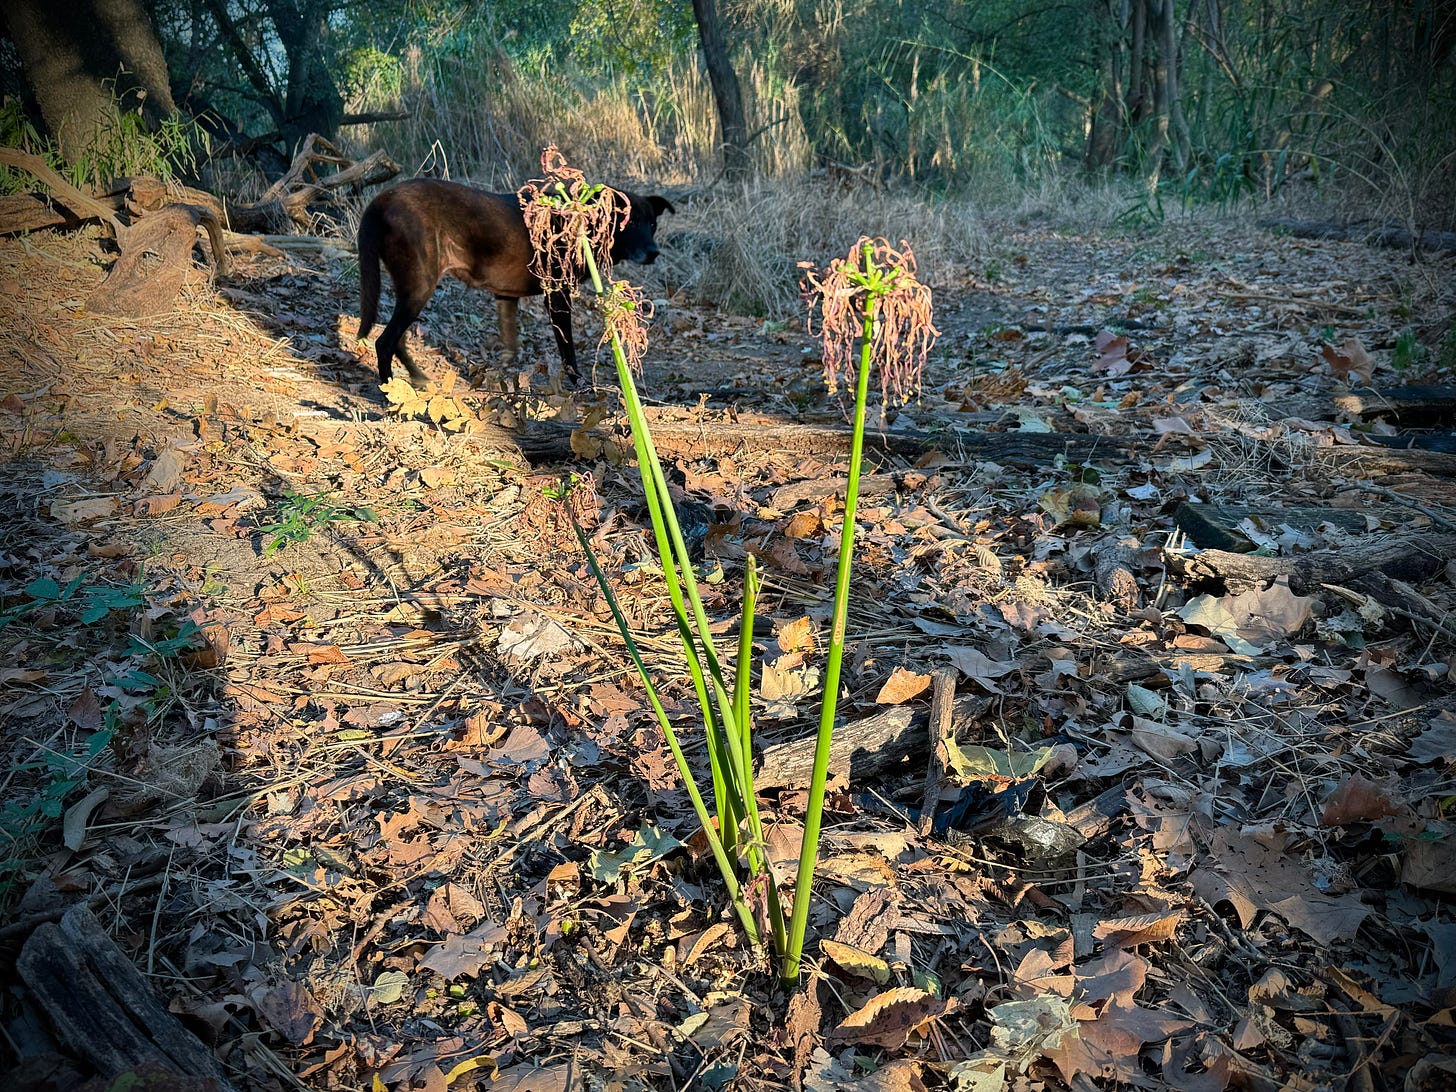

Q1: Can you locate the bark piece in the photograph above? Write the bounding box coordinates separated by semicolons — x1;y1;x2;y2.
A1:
757;694;992;790
916;672;957;837
16;905;236;1090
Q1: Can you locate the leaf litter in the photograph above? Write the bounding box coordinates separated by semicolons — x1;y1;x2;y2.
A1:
0;211;1454;1090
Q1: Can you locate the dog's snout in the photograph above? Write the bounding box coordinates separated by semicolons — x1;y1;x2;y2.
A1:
643;246;660;265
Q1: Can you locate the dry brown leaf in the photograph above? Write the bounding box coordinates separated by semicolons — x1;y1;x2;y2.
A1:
1321;773;1404;825
1092;909;1186;948
876;666;931;705
1321;337;1374;383
776;616;816;652
821;938;892;984
830;986;956;1049
253;977;323;1046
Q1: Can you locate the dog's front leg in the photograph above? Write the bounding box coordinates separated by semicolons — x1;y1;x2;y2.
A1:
545;289;580;384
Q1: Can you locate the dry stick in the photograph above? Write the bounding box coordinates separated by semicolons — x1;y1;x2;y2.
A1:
1356;481;1456;532
0;148;125;238
916;671;957;838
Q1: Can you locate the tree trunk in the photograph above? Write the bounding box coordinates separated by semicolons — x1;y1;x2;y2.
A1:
262;0;344;150
2;0;177;161
1086;0;1127;170
691;0;751;179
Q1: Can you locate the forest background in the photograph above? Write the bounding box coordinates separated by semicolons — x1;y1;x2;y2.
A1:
3;0;1453;249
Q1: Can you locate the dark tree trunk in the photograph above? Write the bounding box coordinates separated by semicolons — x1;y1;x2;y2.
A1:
2;0;177;161
691;0;751;179
1086;0;1127;170
261;0;344;150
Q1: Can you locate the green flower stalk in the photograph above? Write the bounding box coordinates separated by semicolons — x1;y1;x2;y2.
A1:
783;238;936;983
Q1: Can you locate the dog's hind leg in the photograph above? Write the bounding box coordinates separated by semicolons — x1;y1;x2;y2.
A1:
495;297;520;362
376;282;433;386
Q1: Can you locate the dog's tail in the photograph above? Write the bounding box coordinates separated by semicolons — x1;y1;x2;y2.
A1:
357;202;383;340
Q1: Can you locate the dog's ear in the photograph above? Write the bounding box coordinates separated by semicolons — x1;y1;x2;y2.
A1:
648;195;675;216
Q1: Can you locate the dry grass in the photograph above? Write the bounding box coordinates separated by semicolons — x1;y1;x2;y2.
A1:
654;178;986;318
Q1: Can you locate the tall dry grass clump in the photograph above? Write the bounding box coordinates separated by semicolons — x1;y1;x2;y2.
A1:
358;41;811;190
654;178;984;317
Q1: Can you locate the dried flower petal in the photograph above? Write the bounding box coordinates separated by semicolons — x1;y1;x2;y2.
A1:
801;237;937;406
518;145;630;296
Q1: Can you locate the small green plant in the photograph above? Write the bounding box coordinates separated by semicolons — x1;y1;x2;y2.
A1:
258;491;378;556
0;714;116;907
527;150;937;984
1392;330;1426;374
0;574;147;629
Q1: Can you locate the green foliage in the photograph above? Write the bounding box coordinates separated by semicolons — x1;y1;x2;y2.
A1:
0;718;117;905
342;46;405;108
1392;330;1426;375
0;93;206;195
259;491;378;556
1;574;147;628
0;574;206;910
566;0;695;77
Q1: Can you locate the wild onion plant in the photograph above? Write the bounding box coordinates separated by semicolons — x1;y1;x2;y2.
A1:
523;149;936;983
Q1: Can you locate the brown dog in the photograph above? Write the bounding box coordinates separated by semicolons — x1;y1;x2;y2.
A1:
357;179;673;386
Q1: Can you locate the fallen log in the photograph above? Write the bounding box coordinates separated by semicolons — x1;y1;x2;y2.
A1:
1260;218;1456;253
1165;533;1456;596
756;693;992;789
1334;385;1456;431
0;148;124;237
0;192;93;234
515;412;1456;478
1174;503;1375;552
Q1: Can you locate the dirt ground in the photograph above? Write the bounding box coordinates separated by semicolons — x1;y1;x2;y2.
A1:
3;206;1456;1092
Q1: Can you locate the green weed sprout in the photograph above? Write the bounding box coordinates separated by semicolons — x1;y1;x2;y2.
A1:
785;237;936;980
259;491;378;556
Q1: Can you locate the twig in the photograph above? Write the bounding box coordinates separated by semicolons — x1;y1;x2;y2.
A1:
1355;481;1456;531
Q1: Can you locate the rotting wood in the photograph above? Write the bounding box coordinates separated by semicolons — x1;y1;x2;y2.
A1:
756;693;992;789
1165;533;1456;597
16;905;238;1091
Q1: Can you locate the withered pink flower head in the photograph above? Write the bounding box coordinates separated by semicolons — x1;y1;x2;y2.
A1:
600;279;653;374
801;237;938;407
518;145;630;296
